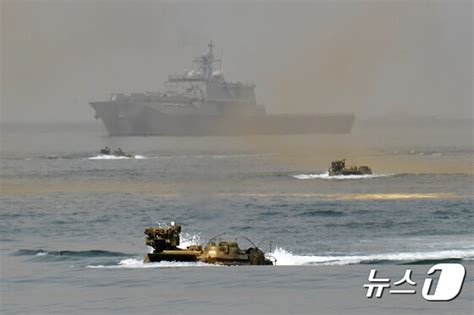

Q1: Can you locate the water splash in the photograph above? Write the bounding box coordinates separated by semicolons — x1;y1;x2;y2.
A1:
87;258;215;269
87;154;146;160
179;232;202;249
269;247;474;266
293;172;394;180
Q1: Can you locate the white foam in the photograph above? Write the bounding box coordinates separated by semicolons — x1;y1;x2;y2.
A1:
269;247;474;266
85;247;474;269
86;258;215;269
87;154;146;160
293;172;393;180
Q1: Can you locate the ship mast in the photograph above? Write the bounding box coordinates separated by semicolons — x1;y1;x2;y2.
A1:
195;40;221;80
208;40;214;56
205;40;214;79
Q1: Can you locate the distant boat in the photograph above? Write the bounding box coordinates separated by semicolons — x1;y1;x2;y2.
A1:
99;147;133;158
90;41;355;136
328;159;372;176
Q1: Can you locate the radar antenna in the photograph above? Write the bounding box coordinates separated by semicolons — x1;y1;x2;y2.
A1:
208;40;214;54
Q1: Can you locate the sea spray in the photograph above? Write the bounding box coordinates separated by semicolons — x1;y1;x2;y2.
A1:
293;172;394;180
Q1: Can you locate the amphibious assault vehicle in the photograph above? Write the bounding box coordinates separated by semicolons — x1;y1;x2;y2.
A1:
143;223;273;265
328;159;372;176
99;147;133;158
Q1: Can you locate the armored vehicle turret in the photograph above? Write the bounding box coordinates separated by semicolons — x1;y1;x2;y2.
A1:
143;223;273;265
100;147;111;155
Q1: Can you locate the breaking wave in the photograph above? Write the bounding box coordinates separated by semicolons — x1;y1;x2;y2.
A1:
85;248;474;269
87;154;146;160
16;249;132;258
87;258;215;269
17;239;474;268
269;248;474;266
293;172;394;180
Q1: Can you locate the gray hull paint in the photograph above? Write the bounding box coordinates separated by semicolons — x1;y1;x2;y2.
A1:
90;42;355;137
91;101;355;136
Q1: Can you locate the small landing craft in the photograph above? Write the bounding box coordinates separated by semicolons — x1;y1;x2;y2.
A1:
328;159;372;176
143;223;274;265
99;147;134;158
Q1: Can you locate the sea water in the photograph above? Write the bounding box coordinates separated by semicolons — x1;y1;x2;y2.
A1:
1;121;473;314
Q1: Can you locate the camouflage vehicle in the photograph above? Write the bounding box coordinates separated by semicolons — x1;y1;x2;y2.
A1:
143;223;273;265
112;148;133;158
328;158;372;176
100;147;111;155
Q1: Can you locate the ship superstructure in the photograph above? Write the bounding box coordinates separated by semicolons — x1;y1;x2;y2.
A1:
90;41;354;136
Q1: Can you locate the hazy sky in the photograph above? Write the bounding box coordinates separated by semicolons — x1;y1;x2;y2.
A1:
1;0;472;122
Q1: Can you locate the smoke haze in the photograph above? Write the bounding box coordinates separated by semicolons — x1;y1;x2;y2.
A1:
2;0;472;123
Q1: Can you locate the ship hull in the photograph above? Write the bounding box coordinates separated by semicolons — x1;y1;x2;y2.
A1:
91;102;355;136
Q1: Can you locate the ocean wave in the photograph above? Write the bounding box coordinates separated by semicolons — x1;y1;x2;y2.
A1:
86;248;474;268
86;258;215;269
206;153;276;159
300;209;345;217
293;172;394;180
158;153;277;160
16;249;132;258
269;248;474;266
17;244;474;268
87;154;146;160
330;193;459;200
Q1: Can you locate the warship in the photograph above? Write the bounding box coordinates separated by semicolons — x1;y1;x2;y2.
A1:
90;41;355;136
143;223;274;265
328;159;372;176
